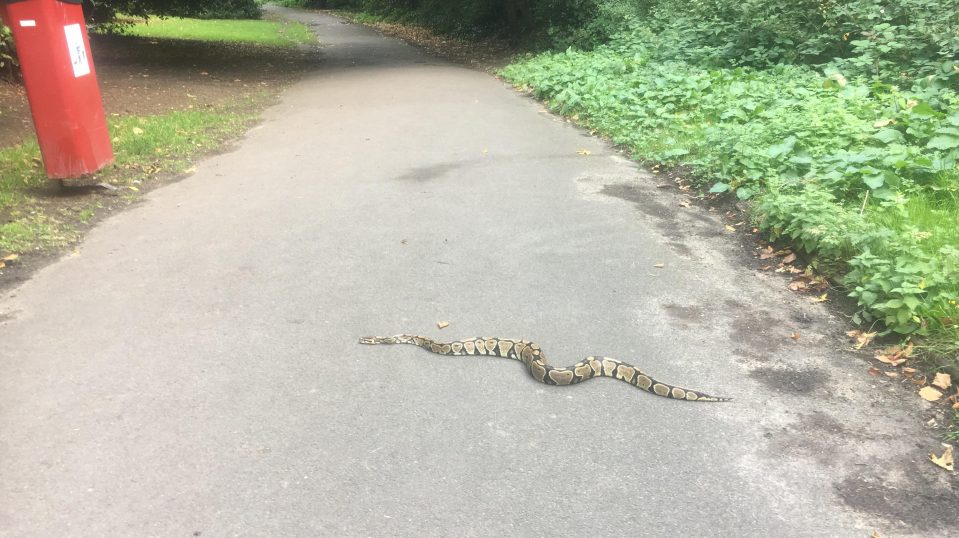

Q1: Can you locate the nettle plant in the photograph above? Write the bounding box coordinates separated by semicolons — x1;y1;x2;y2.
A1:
847;241;959;334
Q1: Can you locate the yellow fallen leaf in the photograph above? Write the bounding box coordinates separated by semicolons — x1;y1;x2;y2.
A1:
577;149;591;156
932;372;952;390
2;254;17;262
929;444;954;472
846;330;877;349
919;386;943;402
0;261;5;269
724;225;736;232
437;321;449;329
132;127;144;136
790;332;801;341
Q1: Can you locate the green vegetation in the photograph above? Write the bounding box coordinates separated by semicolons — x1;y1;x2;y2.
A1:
123;16;315;47
85;0;262;22
0;105;257;254
497;9;959;384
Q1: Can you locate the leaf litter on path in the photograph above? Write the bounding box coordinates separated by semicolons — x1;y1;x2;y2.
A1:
929;444;954;472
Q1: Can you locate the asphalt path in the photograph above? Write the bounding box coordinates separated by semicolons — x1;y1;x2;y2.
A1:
1;8;956;537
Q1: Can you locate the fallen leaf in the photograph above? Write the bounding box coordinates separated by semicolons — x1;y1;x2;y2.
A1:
868;367;882;376
132;127;144;136
932;372;952;390
437;321;449;329
678;200;691;208
790;332;801;341
0;261;5;269
782;253;797;264
883;371;899;378
759;246;776;259
873;119;893;128
2;254;17;262
919;386;943;401
871;530;883;538
724;225;736;232
653;263;665;268
811;293;828;303
847;330;877;349
902;367;917;377
875;342;915;367
929;444;954;471
577;149;591;156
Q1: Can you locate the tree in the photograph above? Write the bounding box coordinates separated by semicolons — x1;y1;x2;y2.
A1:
82;0;262;22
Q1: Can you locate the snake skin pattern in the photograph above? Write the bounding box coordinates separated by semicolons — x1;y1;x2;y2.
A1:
358;334;731;402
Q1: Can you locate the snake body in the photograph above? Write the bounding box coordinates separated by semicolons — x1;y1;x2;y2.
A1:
358;334;731;402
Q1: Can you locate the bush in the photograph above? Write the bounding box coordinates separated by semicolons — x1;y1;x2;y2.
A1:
83;0;262;21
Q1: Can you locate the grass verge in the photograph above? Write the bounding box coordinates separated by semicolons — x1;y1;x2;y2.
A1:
122;16;316;47
2;15;320;274
0;99;262;256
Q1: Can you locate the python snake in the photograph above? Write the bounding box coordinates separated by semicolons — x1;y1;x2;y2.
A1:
358;334;731;402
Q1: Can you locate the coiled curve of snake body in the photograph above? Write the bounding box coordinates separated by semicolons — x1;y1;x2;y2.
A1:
358;334;731;402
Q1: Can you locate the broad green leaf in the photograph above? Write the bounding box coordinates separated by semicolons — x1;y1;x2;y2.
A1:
709;182;730;193
927;134;959;150
873;128;904;145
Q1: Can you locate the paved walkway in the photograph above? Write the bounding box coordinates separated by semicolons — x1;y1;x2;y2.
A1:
1;8;955;537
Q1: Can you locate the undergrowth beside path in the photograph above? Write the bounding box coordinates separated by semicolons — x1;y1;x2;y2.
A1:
501;44;959;375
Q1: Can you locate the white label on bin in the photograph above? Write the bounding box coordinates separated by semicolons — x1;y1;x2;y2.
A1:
19;20;37;27
63;24;91;78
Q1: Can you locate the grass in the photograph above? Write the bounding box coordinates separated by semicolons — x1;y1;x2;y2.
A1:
0;102;259;255
123;16;316;47
948;412;959;442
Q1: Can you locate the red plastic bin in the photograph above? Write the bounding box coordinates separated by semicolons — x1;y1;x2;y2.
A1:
1;0;113;179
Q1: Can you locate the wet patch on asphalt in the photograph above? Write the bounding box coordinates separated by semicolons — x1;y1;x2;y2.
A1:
835;464;959;532
748;367;830;395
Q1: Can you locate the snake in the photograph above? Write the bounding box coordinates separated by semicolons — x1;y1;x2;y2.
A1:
358;334;731;402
